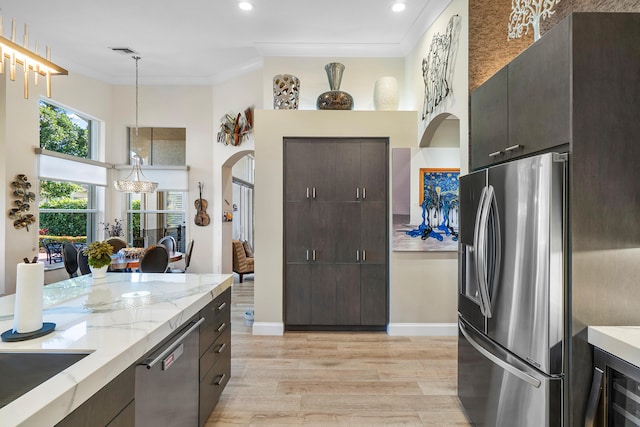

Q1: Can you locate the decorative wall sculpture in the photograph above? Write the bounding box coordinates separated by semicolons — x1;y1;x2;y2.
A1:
422;14;461;120
508;0;562;41
217;106;253;146
9;174;36;231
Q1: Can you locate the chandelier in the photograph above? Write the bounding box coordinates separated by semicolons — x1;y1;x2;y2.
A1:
0;18;68;99
114;56;158;194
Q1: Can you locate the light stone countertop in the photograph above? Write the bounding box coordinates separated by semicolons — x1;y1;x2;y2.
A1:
0;273;233;427
588;326;640;368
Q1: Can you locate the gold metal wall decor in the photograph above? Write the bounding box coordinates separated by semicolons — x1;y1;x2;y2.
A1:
217;107;253;146
9;174;36;231
0;17;68;99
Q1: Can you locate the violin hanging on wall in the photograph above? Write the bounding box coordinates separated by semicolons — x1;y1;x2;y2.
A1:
194;182;211;227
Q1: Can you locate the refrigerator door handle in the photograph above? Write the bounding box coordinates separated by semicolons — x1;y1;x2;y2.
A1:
486;185;502;317
473;186;489;316
459;321;541;388
476;186;493;317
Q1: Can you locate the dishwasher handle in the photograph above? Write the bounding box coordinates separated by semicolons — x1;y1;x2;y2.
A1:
141;317;205;370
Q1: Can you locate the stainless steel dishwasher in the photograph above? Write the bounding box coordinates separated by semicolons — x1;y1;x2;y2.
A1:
135;317;204;427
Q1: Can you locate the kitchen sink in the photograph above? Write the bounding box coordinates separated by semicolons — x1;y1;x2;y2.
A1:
0;352;90;408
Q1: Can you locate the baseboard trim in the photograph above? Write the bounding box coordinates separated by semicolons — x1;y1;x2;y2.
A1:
387;323;458;336
252;322;284;336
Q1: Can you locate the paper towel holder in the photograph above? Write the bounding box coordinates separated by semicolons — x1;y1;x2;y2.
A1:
1;322;56;342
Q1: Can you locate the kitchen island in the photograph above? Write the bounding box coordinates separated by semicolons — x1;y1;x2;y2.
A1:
0;273;233;427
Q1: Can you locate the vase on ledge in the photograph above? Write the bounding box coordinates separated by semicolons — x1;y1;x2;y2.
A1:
316;62;354;110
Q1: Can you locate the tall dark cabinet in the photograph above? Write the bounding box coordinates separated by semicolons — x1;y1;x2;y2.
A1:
284;137;388;330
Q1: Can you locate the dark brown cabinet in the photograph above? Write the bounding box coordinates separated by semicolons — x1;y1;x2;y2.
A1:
284;138;388;329
470;16;571;170
199;288;231;427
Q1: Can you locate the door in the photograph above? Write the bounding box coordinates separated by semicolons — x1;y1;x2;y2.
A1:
458;319;563;427
485;153;566;376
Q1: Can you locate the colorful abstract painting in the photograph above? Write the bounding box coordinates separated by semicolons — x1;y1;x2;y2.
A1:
404;168;459;250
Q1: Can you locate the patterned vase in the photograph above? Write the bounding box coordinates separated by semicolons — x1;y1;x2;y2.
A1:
273;74;300;110
373;76;399;111
317;63;354;110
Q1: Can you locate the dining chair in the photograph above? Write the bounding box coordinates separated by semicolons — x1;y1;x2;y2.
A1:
138;245;169;273
169;239;193;273
77;250;91;276
105;237;128;254
158;235;177;253
61;243;79;278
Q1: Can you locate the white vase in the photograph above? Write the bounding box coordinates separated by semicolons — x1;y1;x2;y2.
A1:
90;265;108;279
373;76;399;111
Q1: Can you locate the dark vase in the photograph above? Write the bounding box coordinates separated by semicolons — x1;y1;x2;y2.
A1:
316;63;353;110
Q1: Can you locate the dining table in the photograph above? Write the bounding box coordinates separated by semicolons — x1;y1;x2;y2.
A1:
109;250;183;270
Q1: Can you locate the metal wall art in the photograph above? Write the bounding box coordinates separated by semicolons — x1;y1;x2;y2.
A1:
217;106;253;146
508;0;562;41
9;174;36;231
421;14;461;120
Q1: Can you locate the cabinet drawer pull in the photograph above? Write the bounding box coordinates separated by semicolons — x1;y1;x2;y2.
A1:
362;250;366;262
306;187;310;199
216;322;227;333
488;151;502;158
312;250;316;261
213;373;226;386
356;250;360;262
216;302;227;311
504;144;522;152
215;343;227;354
363;187;366;199
356;187;359;199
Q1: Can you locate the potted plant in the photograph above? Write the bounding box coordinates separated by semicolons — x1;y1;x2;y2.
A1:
84;241;114;278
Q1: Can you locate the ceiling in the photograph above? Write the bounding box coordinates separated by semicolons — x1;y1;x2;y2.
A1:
0;0;449;85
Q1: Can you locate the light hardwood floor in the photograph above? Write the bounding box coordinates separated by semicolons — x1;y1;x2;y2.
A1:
206;276;471;426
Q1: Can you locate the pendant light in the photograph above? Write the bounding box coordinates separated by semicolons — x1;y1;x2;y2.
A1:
114;56;158;194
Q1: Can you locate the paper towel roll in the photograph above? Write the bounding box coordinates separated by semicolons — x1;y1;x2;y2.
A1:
13;262;44;333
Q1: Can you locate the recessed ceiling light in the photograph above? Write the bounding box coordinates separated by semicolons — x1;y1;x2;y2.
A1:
239;2;253;11
392;2;406;12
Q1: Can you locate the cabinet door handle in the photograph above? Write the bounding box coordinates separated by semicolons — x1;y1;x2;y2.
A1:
312;187;316;199
216;322;227;333
362;250;366;262
215;342;227;354
306;250;310;261
363;188;366;199
216;302;227;311
356;187;359;200
213;373;226;386
504;144;522;152
312;250;316;261
488;151;502;158
356;250;360;262
306;187;310;199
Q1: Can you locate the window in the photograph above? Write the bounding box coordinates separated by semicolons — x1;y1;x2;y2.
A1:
127;192;186;251
232;154;254;247
125;127;187;249
38;101;100;254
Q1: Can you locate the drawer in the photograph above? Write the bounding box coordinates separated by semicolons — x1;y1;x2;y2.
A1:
199;288;231;356
200;325;231;382
56;365;135;427
199;347;231;426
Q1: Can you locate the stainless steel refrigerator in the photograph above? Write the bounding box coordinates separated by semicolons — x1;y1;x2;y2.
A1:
457;152;567;426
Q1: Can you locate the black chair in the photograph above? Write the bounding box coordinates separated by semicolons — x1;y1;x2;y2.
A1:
105;237;128;254
62;243;78;278
43;239;63;264
77;250;91;275
138;245;169;273
158;236;177;253
169;239;193;273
